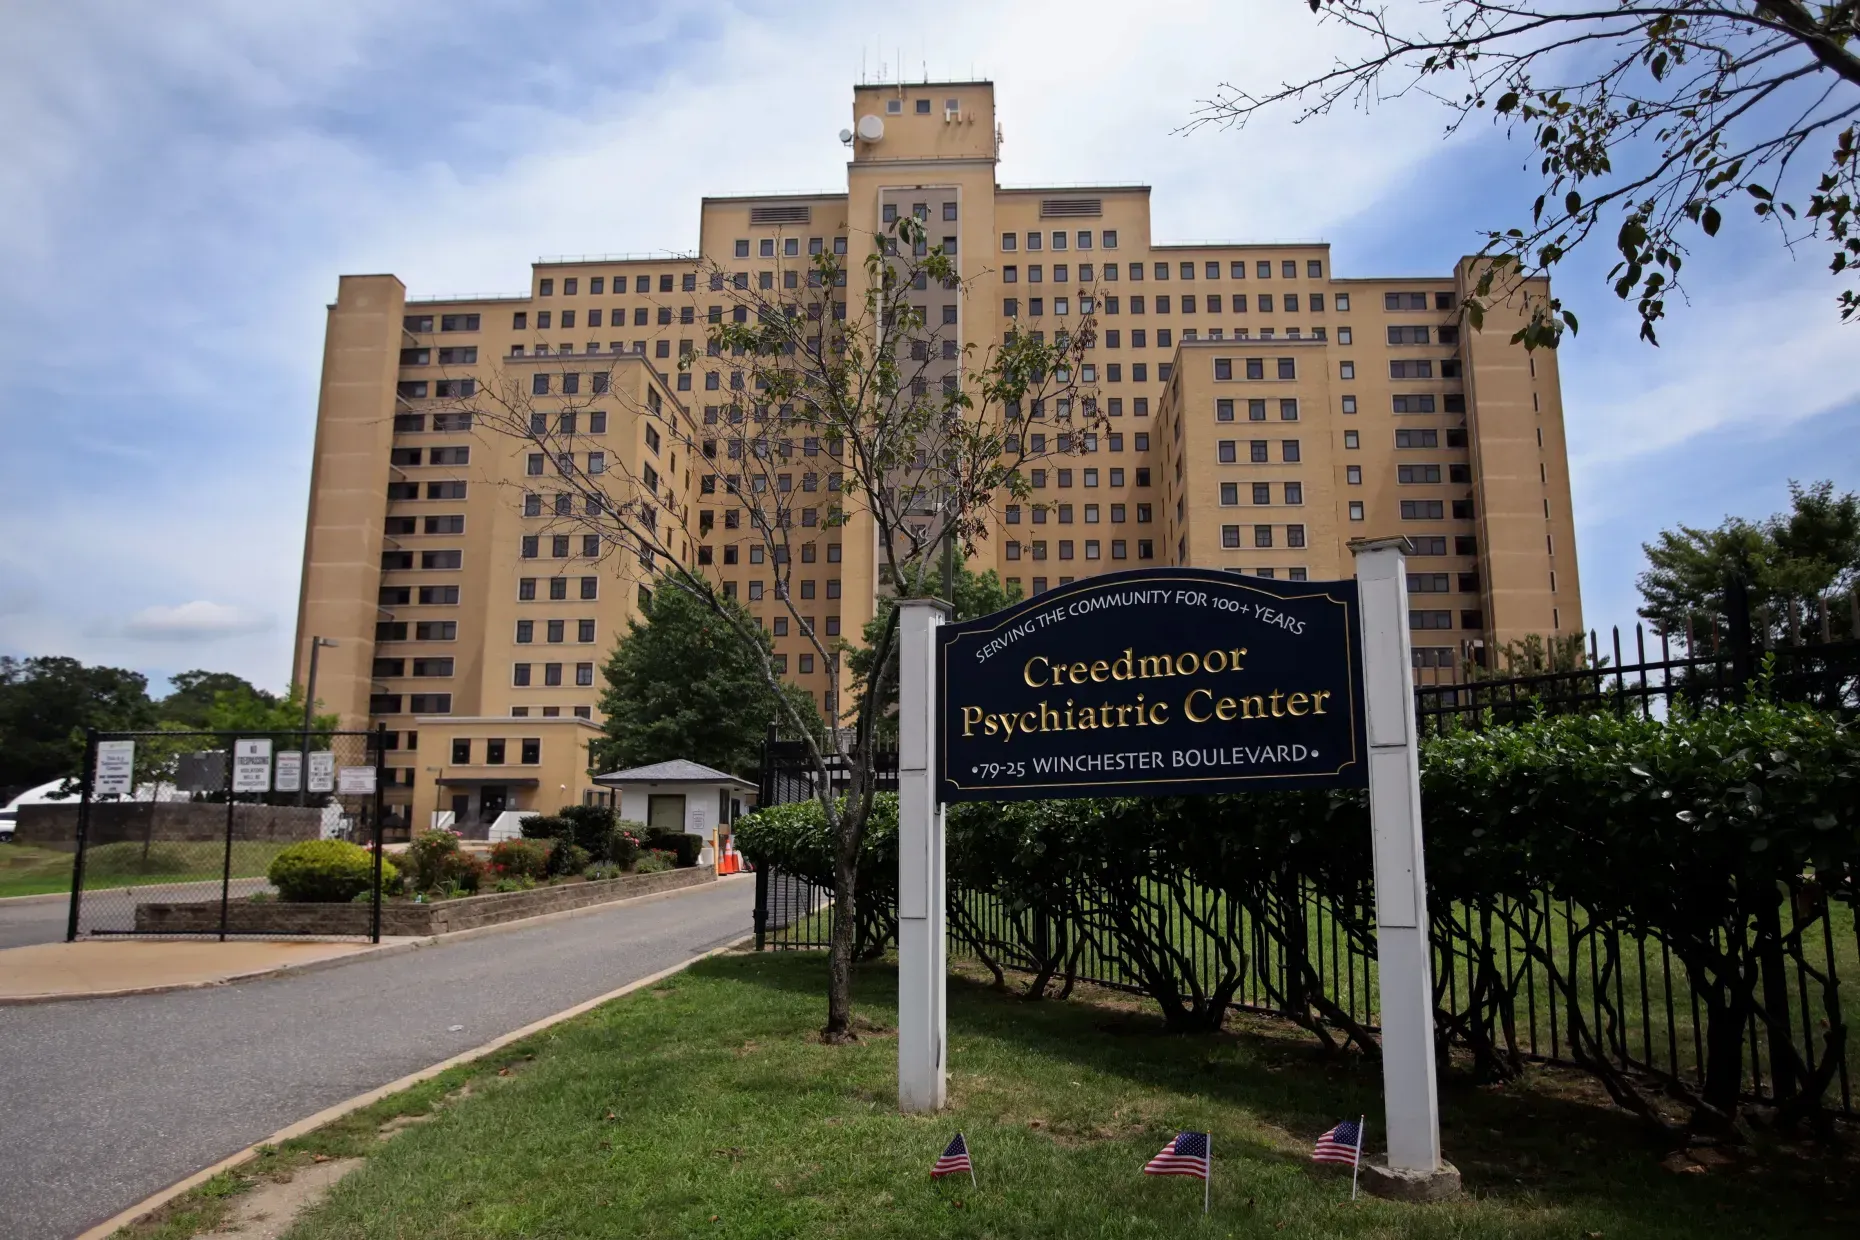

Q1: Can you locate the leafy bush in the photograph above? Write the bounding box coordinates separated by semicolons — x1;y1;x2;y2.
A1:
489;838;552;880
443;852;486;896
552;842;591;878
268;840;400;903
611;821;645;868
734;794;899;957
405;829;462;892
583;861;623;882
635;850;675;874
643;829;705;869
492;875;537;893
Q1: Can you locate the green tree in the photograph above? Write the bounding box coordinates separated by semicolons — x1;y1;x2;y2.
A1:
845;560;1023;741
595;576;820;779
1638;480;1860;645
0;656;156;787
159;670;272;728
1192;1;1860;343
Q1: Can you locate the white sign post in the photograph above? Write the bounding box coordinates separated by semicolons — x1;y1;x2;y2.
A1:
897;598;951;1113
233;739;273;794
94;740;136;797
274;751;303;794
1349;537;1458;1198
308;751;336;794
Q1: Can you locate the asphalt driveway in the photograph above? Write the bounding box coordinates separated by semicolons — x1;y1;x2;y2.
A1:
0;875;757;1239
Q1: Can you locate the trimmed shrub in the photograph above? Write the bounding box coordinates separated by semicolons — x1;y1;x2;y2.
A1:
635;850;675;874
443;852;486;895
611;822;645;869
489;838;551;880
642;829;704;869
268;840;400;903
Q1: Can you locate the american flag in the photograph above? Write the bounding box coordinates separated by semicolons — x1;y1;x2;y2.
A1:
1312;1119;1363;1166
931;1132;972;1178
1143;1131;1211;1180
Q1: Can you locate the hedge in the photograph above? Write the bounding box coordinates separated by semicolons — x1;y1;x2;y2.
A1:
267;840;400;903
736;701;1860;1131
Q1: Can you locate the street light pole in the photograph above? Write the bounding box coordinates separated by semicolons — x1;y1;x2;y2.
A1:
300;637;337;807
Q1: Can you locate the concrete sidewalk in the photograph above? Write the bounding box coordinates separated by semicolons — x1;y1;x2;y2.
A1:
0;939;391;1003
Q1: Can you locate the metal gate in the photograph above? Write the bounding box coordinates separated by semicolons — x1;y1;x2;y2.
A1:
66;727;390;942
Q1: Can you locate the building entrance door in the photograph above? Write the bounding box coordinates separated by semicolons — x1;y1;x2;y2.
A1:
647;793;686;834
480;785;508;822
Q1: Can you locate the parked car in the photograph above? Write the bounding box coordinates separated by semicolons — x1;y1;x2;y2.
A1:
0;779;79;841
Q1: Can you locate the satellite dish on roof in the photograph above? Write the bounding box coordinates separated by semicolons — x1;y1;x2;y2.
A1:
838;127;854;146
856;114;885;142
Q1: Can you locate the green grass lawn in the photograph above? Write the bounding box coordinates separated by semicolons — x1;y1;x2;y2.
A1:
131;952;1859;1240
0;841;289;899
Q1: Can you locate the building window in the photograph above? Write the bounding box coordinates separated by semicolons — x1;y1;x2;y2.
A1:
1349;501;1365;521
1254;525;1273;548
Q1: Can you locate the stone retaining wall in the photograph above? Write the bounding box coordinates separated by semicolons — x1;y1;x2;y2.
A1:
18;802;324;848
132;864;716;936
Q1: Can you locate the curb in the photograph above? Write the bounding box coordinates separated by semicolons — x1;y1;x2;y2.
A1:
73;929;757;1240
2;871;753;1005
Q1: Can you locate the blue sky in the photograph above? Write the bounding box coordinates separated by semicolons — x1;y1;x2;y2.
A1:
1;0;1854;694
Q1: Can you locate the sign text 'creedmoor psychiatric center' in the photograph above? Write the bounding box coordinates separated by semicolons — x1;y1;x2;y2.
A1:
938;571;1366;800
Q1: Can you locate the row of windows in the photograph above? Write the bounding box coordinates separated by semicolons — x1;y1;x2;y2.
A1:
387;480;468;501
1407;572;1481;593
1004;539;1156;561
381;550;462;571
449;737;543;765
525;451;605;476
399;347;478;366
371;658;453;678
1008;502;1152;525
382;515;465;537
376;621;456;641
402;314;479;333
1220;524;1309;549
379;585;459;606
512;662;596;687
389;445;470;467
1002;278;1337;316
1411;609;1485;630
1217;440;1301;463
1219;482;1305;506
393;413;472;433
1018;466;1152;490
539;273;700;297
520;534;603;559
1213;358;1300;382
1215;397;1300;422
515;618;597;644
519;576;601;601
397;379;476;399
368;693;453;714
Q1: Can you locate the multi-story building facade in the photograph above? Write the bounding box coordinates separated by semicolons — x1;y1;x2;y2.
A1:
295;80;1581;832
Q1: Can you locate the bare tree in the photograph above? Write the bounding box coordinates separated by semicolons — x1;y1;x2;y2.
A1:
440;215;1100;1039
1190;1;1860;345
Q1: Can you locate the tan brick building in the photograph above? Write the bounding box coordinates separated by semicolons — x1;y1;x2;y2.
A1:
295;80;1581;832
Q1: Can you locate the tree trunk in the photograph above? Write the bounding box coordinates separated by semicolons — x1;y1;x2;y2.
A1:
823;806;863;1043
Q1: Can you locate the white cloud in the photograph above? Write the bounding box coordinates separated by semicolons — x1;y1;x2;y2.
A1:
121;601;275;641
0;0;1853;686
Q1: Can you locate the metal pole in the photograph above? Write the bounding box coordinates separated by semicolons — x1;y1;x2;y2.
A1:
219;733;236;943
1349;537;1444;1177
67;730;98;943
372;724;386;944
896;597;951;1113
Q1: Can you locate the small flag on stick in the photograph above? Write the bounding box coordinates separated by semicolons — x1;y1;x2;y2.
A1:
1312;1116;1367;1199
932;1132;975;1186
1143;1130;1212;1214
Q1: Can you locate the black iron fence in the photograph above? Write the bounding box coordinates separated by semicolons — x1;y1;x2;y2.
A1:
751;618;1860;1122
66;727;390;942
